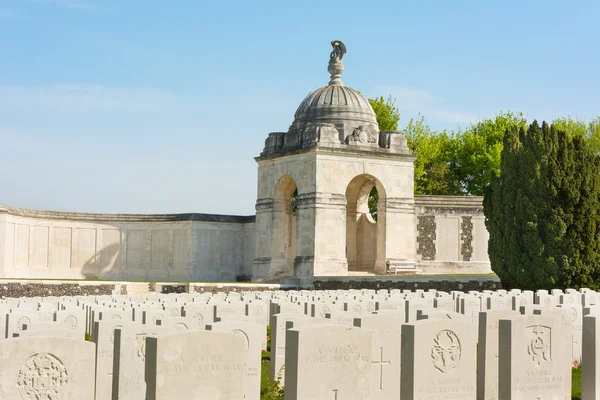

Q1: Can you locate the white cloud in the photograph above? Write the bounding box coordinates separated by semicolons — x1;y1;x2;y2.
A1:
376;85;479;126
0;84;186;113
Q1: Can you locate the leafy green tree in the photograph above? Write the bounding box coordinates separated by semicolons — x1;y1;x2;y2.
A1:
403;115;461;195
484;120;600;290
452;111;526;195
369;96;400;131
368;187;378;221
553;116;600;155
587;117;600;154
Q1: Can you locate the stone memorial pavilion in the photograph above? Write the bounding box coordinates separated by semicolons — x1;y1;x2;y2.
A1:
0;41;491;284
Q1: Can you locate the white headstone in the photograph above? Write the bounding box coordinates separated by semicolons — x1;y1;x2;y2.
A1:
145;331;245;399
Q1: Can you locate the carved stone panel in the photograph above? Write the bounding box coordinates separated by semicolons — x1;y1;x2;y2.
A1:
460;216;473;261
417;216;436;261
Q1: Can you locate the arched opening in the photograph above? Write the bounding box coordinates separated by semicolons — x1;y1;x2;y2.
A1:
271;175;298;277
345;175;386;273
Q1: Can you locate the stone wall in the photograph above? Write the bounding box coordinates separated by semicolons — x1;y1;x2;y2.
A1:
414;196;491;274
0;204;255;282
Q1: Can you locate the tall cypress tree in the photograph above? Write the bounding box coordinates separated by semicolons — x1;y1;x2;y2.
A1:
484;121;600;290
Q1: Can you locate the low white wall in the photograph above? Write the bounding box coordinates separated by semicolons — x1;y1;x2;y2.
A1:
414;196;492;275
0;204;255;281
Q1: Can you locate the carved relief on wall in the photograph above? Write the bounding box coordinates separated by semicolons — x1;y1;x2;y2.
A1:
17;353;68;400
346;126;377;146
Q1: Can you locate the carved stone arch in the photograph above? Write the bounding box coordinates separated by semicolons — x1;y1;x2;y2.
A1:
271;174;298;277
345;174;387;273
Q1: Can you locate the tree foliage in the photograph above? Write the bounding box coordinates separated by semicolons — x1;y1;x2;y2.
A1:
403;115;461;195
484;121;600;290
369;96;400;131
452;112;527;195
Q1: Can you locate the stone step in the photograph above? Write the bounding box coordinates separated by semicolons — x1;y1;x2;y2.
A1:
126;282;152;294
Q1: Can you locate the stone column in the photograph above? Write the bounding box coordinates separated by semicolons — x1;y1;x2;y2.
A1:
294;192;348;278
345;202;357;269
252;198;274;281
269;198;294;277
293;193;315;280
384;197;417;269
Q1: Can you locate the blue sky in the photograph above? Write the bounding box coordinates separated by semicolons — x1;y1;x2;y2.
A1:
1;0;599;215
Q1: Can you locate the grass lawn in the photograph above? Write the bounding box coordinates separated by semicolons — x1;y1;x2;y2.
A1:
572;367;581;400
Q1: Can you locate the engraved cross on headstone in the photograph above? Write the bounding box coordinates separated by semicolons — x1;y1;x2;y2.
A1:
468;310;478;325
372;347;391;390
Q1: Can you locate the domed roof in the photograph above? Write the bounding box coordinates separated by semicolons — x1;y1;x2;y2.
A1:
289;85;378;132
288;40;378;134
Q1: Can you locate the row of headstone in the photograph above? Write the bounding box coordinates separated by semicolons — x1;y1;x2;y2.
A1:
0;287;597;399
0;291;269;399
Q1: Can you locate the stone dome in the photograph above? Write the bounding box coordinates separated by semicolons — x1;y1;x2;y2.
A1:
287;40;379;136
288;85;378;133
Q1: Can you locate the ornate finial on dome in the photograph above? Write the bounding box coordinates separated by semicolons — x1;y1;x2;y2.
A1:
328;40;346;86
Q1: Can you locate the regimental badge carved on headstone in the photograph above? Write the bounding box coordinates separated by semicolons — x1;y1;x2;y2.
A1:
193;312;204;322
17;316;31;331
543;297;552;306
431;329;461;373
366;302;375;313
527;325;551;366
252;306;263;317
64;315;77;330
135;333;147;360
17;353;68;400
110;325;123;344
319;305;331;318
231;329;250;351
172;323;189;332
153;314;164;324
111;314;122;320
352;305;363;313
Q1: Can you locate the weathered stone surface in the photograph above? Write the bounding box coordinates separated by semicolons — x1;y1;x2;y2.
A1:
112;324;168;400
93;319;127;400
401;319;476;400
284;324;372;400
498;315;569;399
145;331;245;400
477;309;518;400
0;337;95;399
206;321;263;400
354;314;403;400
